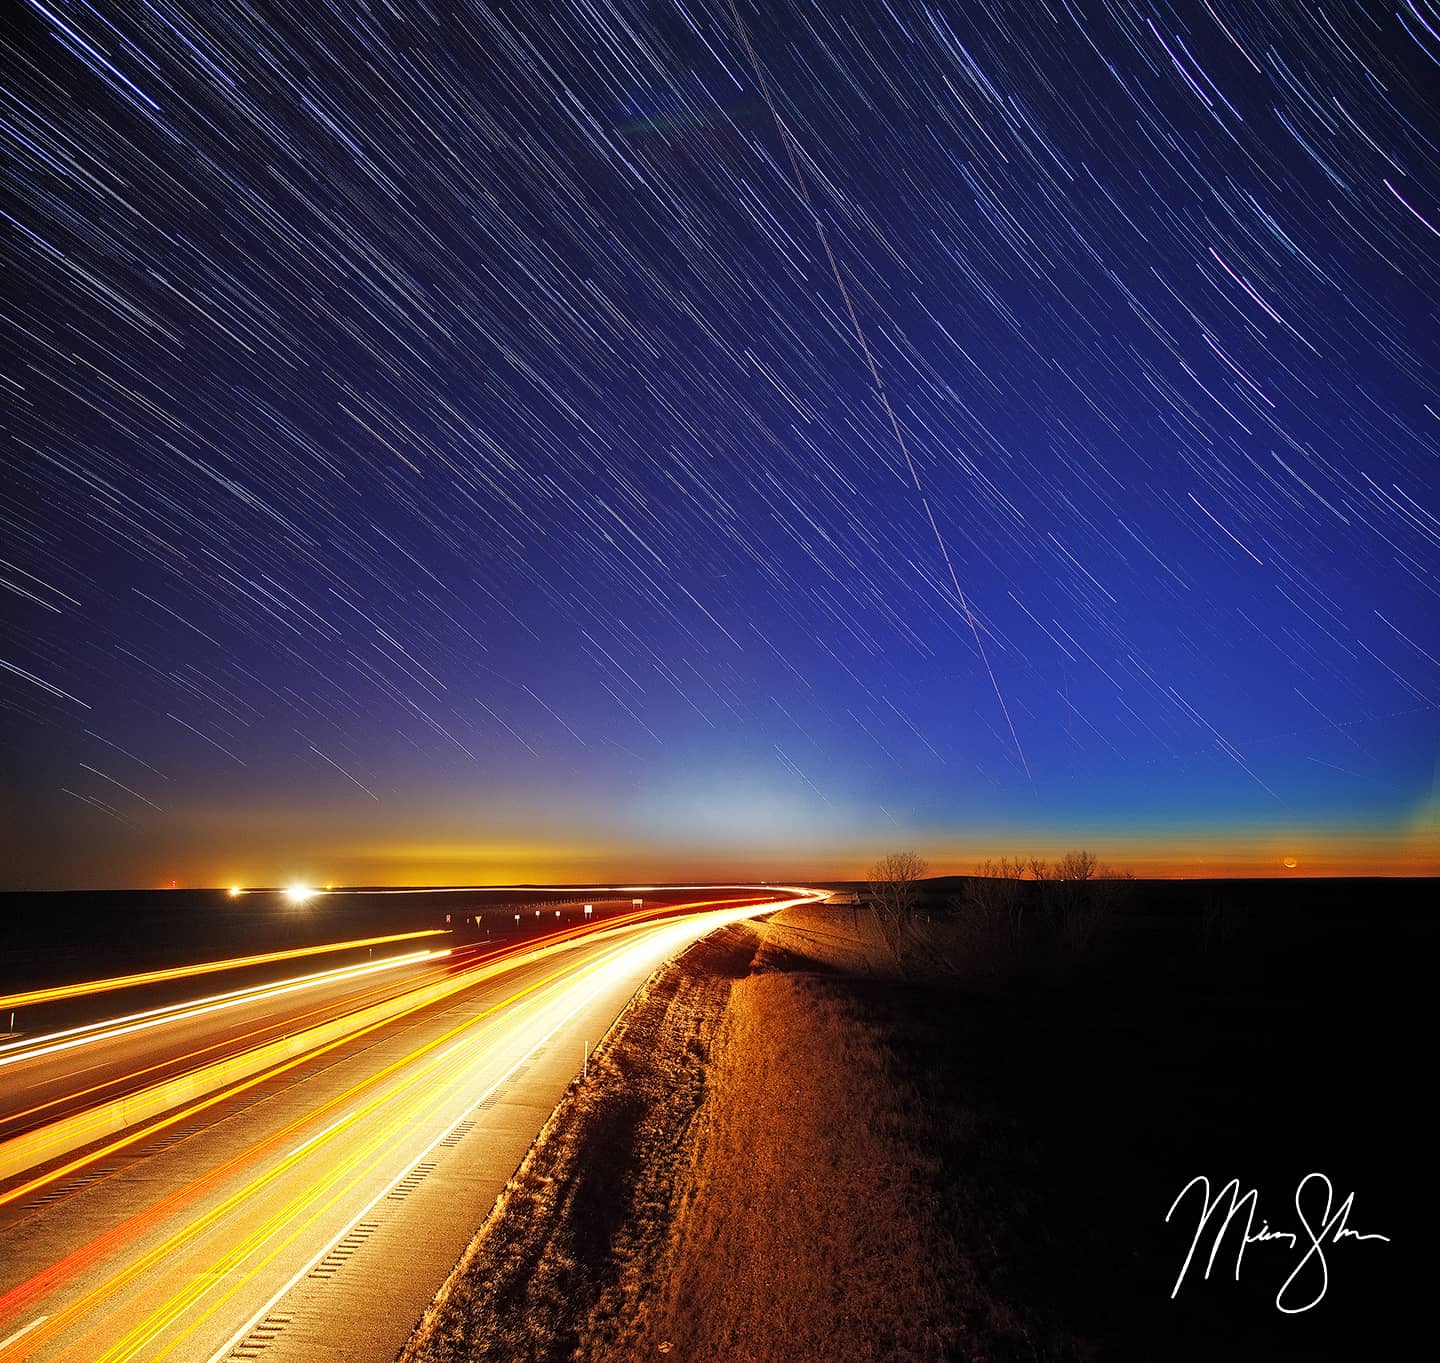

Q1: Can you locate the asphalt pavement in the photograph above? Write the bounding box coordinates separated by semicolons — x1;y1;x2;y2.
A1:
0;889;810;1363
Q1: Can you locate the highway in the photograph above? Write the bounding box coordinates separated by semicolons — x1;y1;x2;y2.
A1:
0;887;815;1362
0;943;454;1147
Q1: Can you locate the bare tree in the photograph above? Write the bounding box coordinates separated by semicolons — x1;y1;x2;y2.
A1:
960;856;1030;976
1056;849;1098;882
867;850;929;965
1052;851;1131;955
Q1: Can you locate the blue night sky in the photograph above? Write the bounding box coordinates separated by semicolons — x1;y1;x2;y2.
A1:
2;0;1437;888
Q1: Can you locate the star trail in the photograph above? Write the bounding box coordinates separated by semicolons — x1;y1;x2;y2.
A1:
2;0;1437;887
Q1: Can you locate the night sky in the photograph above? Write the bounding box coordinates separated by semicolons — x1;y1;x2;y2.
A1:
2;0;1437;889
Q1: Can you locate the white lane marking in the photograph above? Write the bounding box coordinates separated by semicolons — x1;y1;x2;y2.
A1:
0;1315;49;1350
0;950;447;1070
201;923;711;1363
283;1109;361;1162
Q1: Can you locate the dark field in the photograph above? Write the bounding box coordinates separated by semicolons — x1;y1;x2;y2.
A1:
0;885;705;1036
4;877;1430;1359
1;889;441;985
840;875;1434;1358
0;885;721;982
405;876;1434;1362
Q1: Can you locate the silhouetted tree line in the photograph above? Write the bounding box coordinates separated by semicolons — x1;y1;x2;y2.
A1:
866;850;929;964
960;850;1134;975
864;849;1136;974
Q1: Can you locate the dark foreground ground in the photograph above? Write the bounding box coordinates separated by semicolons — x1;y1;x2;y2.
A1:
402;877;1432;1362
847;877;1432;1359
0;885;714;987
0;885;727;1040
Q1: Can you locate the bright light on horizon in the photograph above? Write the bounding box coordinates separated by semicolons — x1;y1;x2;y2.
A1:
285;883;317;905
228;885;244;897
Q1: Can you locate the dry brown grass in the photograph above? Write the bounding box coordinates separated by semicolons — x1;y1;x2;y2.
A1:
401;902;1046;1363
404;885;1428;1362
399;922;760;1363
578;971;970;1363
757;897;897;974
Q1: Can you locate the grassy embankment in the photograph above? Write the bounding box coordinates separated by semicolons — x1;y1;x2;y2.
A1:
402;878;1430;1361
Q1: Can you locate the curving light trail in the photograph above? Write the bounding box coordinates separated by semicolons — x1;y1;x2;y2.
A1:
0;889;820;1363
0;948;453;1142
0;931;449;1012
0;893;787;1211
0;948;448;1073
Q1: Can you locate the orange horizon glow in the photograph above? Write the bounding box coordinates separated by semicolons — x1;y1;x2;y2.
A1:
5;816;1436;893
211;832;1436;885
19;852;1440;896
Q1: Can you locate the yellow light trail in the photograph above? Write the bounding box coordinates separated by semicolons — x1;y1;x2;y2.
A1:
0;896;775;1213
10;909;745;1363
0;930;449;1011
0;948;447;1074
159;901;807;1363
95;931;661;1363
0;949;449;1135
0;892;823;1363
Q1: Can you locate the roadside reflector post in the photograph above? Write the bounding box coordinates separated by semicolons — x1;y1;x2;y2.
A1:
584;904;592;917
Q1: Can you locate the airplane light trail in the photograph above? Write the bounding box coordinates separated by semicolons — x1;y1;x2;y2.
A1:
3;0;1436;885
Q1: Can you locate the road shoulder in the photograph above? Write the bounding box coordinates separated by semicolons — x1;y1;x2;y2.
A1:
398;920;761;1363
